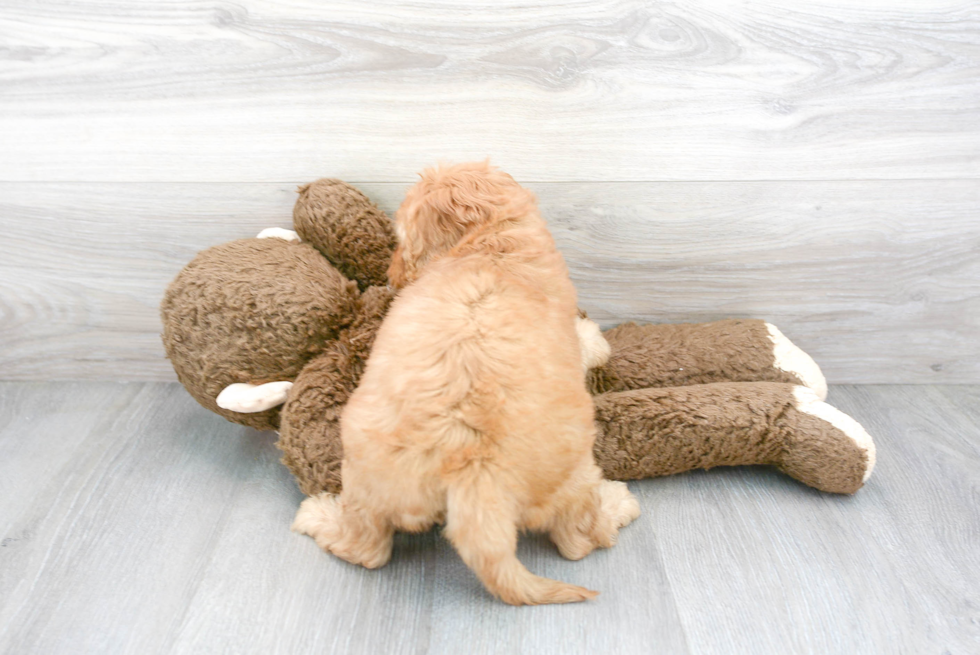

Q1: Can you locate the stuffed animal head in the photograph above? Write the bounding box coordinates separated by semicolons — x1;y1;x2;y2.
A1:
161;179;397;433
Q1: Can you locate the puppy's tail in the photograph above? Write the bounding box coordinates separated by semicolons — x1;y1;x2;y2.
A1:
444;470;598;606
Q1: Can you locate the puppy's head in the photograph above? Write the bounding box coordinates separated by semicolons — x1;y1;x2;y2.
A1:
387;161;537;288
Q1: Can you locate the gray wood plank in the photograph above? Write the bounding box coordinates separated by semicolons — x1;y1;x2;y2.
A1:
424;529;690;655
0;382;143;546
2;1;978;182
2;382;979;654
0;382;278;653
2;180;978;383
165;486;440;655
548;180;980;385
649;384;980;654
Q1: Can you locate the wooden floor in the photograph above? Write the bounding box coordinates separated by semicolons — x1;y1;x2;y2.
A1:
1;382;977;654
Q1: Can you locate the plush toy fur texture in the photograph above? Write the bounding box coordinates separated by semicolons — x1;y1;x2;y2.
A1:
161;239;359;431
278;285;394;496
588;320;802;393
293;179;396;290
161;177;876;498
593;382;868;493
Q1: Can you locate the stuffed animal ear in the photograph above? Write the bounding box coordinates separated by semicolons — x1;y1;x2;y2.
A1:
293;179;397;290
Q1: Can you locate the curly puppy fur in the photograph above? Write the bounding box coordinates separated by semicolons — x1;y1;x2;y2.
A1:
293;162;639;605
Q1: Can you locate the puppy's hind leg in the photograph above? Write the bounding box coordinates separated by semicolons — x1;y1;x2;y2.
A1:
444;469;598;606
549;465;640;561
292;493;394;569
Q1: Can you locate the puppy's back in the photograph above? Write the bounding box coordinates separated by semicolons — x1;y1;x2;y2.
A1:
340;161;602;604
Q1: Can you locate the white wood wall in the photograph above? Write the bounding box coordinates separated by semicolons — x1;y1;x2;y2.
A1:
2;0;978;383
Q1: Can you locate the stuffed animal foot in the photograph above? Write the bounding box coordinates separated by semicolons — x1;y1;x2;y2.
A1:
783;386;876;489
292;492;394;569
216;381;293;413
593;381;875;494
592;319;827;400
766;323;827;400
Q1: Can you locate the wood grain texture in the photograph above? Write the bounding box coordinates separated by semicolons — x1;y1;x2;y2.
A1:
1;382;978;653
1;0;979;182
2;180;977;383
646;383;980;654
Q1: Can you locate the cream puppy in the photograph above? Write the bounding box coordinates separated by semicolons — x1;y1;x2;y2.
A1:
292;162;639;605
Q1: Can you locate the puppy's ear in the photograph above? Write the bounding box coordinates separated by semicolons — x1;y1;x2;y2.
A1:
390;161;536;287
387;245;409;289
387;201;461;288
422;184;497;231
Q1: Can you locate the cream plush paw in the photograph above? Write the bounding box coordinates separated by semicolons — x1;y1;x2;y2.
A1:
576;317;612;370
766;323;828;401
216;381;293;413
257;227;301;242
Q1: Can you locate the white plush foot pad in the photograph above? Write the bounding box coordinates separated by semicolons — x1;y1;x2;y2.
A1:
767;323;828;401
257;227;301;242
793;386;877;482
576;317;612;370
216;381;293;413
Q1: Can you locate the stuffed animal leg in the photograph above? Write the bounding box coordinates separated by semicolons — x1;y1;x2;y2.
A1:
590;319;827;400
592;381;875;494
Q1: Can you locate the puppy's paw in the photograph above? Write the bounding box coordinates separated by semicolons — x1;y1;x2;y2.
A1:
257;227;301;242
293;493;393;568
552;481;640;560
599;480;641;530
554;531;597;561
291;492;343;550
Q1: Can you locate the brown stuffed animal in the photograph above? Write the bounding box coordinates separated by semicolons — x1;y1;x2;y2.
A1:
161;180;876;498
